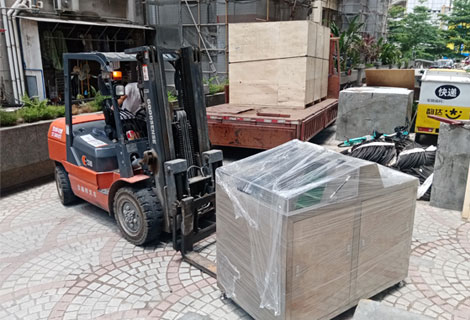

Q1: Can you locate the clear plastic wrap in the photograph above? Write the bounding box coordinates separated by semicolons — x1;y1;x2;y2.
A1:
216;140;419;320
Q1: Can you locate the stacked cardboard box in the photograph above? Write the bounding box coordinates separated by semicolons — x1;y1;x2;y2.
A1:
229;21;330;109
216;140;418;320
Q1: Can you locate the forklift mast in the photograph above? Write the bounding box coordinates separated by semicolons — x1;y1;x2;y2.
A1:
125;46;222;264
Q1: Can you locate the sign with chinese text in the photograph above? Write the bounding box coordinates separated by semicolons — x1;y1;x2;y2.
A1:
435;85;460;100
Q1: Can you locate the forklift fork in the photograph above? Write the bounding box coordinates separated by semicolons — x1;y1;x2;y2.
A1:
180;195;217;278
166;150;222;278
180;149;222;278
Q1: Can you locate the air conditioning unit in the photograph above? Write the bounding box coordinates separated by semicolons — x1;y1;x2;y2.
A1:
54;0;79;12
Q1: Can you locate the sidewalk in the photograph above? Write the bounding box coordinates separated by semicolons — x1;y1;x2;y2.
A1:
0;180;469;320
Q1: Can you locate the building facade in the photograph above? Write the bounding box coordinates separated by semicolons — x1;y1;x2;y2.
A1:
1;0;391;106
405;0;452;24
0;0;151;106
146;0;390;87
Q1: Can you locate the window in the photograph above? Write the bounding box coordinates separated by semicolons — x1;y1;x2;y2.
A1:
26;75;39;98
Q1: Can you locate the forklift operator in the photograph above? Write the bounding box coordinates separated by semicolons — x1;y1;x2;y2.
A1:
117;82;141;115
99;79;147;140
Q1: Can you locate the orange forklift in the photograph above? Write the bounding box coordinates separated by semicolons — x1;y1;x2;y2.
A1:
48;46;221;276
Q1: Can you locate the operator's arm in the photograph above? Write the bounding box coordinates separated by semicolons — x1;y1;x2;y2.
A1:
117;95;127;107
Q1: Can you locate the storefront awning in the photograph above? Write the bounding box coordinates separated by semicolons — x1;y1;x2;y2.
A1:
17;15;154;30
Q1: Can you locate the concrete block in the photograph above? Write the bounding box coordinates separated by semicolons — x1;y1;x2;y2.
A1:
336;87;413;140
353;299;432;320
430;123;470;211
205;92;226;107
0;120;54;192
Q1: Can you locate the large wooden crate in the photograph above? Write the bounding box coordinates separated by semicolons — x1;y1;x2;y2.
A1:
216;140;418;320
229;57;321;107
229;21;329;62
228;21;330;108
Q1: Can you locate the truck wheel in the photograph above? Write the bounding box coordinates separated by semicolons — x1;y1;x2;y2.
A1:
415;133;421;143
55;165;77;205
114;187;163;246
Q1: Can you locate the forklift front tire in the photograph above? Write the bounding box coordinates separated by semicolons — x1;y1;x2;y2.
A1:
114;187;163;246
55;165;77;205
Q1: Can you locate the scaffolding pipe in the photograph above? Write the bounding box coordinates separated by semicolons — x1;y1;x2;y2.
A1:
0;0;19;101
197;0;200;48
225;0;228;79
7;0;27;101
267;0;269;21
183;0;219;82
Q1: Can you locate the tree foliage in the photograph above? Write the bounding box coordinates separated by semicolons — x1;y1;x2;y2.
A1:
330;16;364;71
328;2;470;69
388;5;449;60
442;0;470;56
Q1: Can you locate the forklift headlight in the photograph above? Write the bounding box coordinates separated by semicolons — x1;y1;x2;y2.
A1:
115;85;125;96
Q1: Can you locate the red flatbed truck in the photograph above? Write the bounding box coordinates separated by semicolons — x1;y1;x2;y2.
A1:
206;38;340;150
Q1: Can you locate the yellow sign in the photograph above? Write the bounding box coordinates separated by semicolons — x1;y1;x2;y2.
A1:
415;104;470;134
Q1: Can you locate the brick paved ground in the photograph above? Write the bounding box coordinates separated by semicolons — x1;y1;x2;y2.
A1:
0;181;469;320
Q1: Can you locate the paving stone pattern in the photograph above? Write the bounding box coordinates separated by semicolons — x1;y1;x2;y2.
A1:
0;182;469;320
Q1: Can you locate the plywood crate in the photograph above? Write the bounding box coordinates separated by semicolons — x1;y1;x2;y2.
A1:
229;57;323;108
229;21;329;62
365;69;415;90
228;21;330;108
216;140;418;320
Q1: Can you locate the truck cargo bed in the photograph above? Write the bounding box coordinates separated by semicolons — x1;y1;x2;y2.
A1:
206;99;338;149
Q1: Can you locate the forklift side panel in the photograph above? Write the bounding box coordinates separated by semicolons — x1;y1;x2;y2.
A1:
68;174;110;211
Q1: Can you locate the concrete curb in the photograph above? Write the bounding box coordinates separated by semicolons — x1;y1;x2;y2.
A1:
1;119;54;194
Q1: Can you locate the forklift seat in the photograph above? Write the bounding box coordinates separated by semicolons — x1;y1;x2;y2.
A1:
101;98;147;140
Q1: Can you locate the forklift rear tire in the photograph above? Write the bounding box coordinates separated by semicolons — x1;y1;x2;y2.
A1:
114;187;164;246
55;165;77;205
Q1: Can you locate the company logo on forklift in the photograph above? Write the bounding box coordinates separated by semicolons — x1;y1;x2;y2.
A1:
146;98;157;144
435;85;460;100
81;155;93;167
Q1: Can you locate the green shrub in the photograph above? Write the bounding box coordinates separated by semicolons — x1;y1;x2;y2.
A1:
167;91;178;102
206;77;228;94
2;94;93;127
22;94;48;109
42;106;63;120
89;93;109;112
0;110;18;126
18;107;40;123
55;105;65;117
18;105;66;122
